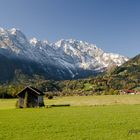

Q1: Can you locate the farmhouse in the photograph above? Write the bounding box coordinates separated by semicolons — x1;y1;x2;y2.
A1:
17;86;45;108
120;89;136;95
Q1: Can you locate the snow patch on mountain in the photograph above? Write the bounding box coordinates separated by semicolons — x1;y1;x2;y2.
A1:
0;28;129;79
52;39;128;70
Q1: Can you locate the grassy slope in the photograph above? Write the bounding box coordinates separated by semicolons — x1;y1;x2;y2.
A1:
111;54;140;79
0;106;140;140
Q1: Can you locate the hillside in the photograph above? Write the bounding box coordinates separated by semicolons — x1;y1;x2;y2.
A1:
113;54;140;77
0;53;140;98
107;54;140;89
45;54;140;95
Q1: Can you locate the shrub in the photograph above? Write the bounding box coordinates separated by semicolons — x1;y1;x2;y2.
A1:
48;95;53;99
102;91;109;95
39;102;45;107
114;90;120;95
109;89;115;95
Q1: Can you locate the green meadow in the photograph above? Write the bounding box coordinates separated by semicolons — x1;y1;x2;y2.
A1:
0;95;140;140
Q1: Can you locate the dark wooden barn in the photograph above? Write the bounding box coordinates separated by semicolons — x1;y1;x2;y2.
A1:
17;86;45;108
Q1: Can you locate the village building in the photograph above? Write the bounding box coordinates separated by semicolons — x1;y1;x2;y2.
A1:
120;89;136;95
17;86;45;108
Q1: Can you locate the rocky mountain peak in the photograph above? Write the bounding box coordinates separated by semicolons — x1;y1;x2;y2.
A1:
0;28;129;80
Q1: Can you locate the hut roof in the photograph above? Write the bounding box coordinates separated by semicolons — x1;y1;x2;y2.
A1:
17;86;44;96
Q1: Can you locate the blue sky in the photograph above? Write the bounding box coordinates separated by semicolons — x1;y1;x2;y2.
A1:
0;0;140;57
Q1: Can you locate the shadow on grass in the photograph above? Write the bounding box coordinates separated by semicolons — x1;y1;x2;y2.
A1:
46;104;70;108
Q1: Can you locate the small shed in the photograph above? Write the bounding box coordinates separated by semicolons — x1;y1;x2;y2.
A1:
17;86;45;108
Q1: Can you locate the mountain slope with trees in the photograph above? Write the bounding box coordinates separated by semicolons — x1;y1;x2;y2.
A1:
108;54;140;89
0;54;140;98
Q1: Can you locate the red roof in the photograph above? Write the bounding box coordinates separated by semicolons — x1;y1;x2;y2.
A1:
123;90;135;93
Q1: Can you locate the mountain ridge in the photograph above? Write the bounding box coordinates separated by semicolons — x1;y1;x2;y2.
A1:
0;27;129;82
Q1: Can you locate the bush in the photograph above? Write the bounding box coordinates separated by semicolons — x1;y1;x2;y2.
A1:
39;102;45;107
0;92;13;98
109;89;115;95
114;90;120;95
48;95;53;99
102;91;109;95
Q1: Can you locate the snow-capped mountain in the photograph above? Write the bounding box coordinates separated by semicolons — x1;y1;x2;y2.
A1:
51;39;128;69
0;28;128;82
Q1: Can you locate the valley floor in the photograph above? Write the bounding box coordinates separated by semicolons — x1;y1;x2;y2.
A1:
0;95;140;140
0;95;140;109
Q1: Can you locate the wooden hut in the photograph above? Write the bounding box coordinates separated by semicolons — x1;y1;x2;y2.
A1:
17;86;45;108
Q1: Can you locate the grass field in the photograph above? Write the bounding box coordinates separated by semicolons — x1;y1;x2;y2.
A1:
1;95;140;109
0;95;140;140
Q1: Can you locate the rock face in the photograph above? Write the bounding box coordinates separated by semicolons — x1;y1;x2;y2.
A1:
0;28;129;82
